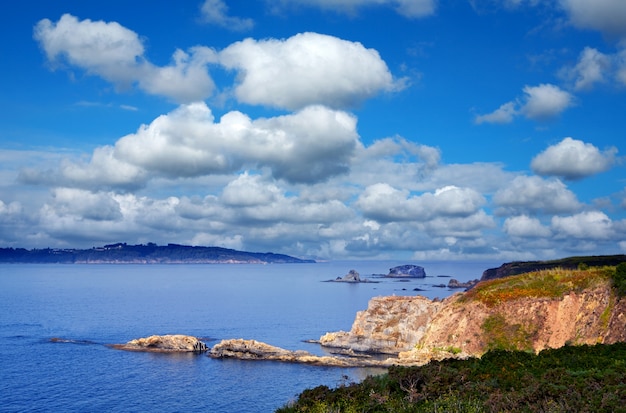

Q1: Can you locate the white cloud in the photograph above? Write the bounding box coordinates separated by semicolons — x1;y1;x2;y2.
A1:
617;46;626;85
520;84;575;121
356;183;485;223
49;188;123;221
416;162;513;193
34;16;404;110
559;44;626;90
349;137;441;190
19;146;149;191
474;101;517;124
200;0;254;31
531;137;617;180
219;32;405;110
559;0;626;38
475;84;574;124
551;210;614;240
221;173;281;207
503;215;552;238
34;14;217;103
137;47;218;103
31;102;359;187
493;175;581;215
559;47;612;91
271;0;437;18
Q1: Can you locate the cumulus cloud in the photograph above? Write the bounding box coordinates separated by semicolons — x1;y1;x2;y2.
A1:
24;102;359;188
49;188;123;221
34;14;217;103
356;183;485;223
520;84;575;120
475;84;574;124
271;0;437;18
551;210;614;240
493;175;581;215
559;0;626;38
200;0;254;31
219;32;405;110
531;137;617;180
34;16;405;110
503;215;552;238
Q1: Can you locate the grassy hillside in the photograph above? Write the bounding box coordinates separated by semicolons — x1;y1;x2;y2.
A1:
278;342;626;412
461;266;614;307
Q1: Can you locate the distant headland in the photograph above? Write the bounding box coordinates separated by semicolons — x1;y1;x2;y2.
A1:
0;243;315;264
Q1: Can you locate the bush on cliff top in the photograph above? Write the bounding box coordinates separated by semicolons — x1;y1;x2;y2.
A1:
277;342;626;413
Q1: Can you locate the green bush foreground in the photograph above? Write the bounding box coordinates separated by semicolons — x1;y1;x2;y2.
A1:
278;342;626;413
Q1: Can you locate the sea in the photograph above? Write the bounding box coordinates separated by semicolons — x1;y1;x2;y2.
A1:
0;260;499;412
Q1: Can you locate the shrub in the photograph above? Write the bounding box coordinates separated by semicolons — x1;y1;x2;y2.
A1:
277;343;626;412
613;263;626;298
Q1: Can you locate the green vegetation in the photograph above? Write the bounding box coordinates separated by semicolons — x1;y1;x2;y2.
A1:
460;266;613;307
614;263;626;298
481;313;534;352
277;343;626;412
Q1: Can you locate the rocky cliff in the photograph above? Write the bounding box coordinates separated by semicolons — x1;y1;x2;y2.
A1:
319;295;444;354
320;266;626;365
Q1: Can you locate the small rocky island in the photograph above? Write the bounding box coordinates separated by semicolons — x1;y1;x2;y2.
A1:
385;264;426;278
327;269;377;283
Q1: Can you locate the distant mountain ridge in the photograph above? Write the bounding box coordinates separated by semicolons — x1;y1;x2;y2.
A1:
0;243;315;264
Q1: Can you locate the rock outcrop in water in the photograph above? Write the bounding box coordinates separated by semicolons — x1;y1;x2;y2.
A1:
386;265;425;278
209;339;393;367
111;335;208;352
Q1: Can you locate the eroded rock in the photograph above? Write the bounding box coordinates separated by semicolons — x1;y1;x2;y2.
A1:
319;295;445;354
447;278;479;289
111;334;208;352
209;338;395;367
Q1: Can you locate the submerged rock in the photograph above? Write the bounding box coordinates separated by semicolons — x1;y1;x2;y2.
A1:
111;334;208;352
386;265;426;278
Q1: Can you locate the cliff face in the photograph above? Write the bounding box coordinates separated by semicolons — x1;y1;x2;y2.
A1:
320;269;626;363
320;295;444;354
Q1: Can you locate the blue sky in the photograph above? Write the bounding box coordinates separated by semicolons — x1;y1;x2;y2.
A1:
0;0;625;261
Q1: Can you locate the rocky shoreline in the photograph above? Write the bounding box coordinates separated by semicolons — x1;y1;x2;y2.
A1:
56;259;626;368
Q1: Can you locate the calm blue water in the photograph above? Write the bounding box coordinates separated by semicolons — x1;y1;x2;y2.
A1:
0;260;497;412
